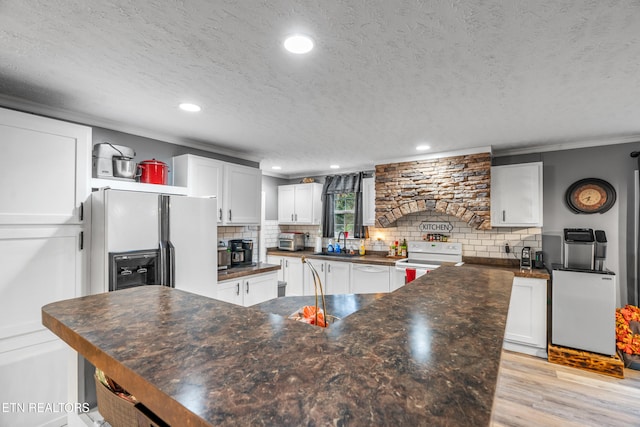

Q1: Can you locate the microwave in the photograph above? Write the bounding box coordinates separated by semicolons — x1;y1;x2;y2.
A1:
278;232;305;251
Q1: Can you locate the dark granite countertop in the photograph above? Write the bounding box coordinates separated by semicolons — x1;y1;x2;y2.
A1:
217;262;280;281
267;248;398;266
42;265;514;426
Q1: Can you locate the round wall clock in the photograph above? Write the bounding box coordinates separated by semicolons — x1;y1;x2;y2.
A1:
565;178;616;214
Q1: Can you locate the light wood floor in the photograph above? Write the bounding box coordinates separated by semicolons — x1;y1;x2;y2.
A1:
491;350;640;427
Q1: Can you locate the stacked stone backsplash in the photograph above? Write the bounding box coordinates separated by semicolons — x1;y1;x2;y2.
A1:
367;210;541;260
375;153;491;230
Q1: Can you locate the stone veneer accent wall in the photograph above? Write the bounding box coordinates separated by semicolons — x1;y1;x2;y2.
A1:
375;153;491;230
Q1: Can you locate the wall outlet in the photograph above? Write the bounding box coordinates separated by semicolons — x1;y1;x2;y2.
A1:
505;243;510;254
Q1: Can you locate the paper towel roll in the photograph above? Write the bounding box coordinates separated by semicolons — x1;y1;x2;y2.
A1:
314;237;323;252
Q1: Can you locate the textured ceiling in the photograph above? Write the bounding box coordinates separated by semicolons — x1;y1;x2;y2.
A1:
1;1;640;177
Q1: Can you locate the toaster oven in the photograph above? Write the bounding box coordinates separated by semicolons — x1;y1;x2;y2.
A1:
278;232;305;251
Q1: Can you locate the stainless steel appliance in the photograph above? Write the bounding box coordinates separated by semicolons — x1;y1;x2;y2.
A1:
563;228;595;270
92;142;136;180
394;241;463;288
218;244;231;270
520;246;532;270
229;239;253;266
109;249;158;291
90;188;218;297
594;230;607;271
278;232;305;251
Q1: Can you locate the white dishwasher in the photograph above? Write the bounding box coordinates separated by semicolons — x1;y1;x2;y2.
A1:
350;264;390;294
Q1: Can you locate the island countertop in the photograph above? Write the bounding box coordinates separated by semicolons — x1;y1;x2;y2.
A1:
42;265;514;426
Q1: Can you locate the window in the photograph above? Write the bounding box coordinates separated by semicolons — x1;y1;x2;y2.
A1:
334;192;355;237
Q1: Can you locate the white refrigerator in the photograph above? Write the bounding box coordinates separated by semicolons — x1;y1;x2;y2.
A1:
90;188;218;298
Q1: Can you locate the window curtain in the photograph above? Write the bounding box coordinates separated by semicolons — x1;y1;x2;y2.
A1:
321;172;365;238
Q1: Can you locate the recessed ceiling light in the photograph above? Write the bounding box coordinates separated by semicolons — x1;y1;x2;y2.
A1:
284;34;314;54
179;103;201;112
330;164;340;169
272;166;282;170
416;144;431;151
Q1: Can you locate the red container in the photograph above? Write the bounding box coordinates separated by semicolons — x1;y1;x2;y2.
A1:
137;159;168;185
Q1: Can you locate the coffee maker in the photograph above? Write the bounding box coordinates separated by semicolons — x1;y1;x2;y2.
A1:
520;246;532;270
229;239;253;267
92;142;136;180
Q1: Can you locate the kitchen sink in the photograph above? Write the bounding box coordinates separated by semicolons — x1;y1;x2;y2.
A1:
312;252;360;258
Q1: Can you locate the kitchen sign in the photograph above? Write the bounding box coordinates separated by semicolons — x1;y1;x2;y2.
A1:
419;221;454;232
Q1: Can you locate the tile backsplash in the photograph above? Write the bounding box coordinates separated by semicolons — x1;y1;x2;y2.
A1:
367;211;541;259
227;210;541;263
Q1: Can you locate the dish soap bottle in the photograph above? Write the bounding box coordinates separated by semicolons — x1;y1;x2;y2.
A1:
359;239;366;255
400;239;407;257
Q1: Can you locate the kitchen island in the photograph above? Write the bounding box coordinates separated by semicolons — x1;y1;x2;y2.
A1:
42;265;513;426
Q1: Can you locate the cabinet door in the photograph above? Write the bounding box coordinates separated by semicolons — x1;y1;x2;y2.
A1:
325;261;350;295
504;277;547;347
267;255;286;282
216;279;243;306
224;164;261;224
0;226;81;426
283;256;305;296
362;177;376;226
277;186;296;224
491;162;543;227
244;273;278;306
351;264;390;294
0;108;90;225
173;154;224;223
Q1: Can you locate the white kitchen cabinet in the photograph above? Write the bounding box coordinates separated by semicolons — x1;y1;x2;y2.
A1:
173;154;223;198
0;107;90;427
267;255;305;296
277;183;323;225
350;263;390;294
173;154;261;225
217;272;278;307
223;163;262;225
491;162;543;227
0;107;90;225
305;260;351;295
503;276;548;358
362;177;376;226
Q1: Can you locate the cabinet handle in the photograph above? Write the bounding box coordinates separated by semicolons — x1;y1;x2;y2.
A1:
285;259;288;268
321;264;324;272
219;208;223;221
229;210;232;221
328;264;331;273
291;214;294;221
246;282;250;294
79;202;84;221
236;283;240;295
502;210;506;222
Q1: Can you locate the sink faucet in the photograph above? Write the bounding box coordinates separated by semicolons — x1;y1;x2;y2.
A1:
337;231;347;253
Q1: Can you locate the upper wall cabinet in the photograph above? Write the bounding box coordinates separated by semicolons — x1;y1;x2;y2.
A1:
173;154;261;225
278;183;323;225
362;177;375;226
491;162;543;227
0;108;91;225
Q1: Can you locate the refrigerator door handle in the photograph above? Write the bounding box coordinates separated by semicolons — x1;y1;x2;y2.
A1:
168;241;176;288
158;241;168;286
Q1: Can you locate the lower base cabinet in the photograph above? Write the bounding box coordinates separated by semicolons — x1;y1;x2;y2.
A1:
216;272;278;306
503;276;548;358
267;255;305;296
